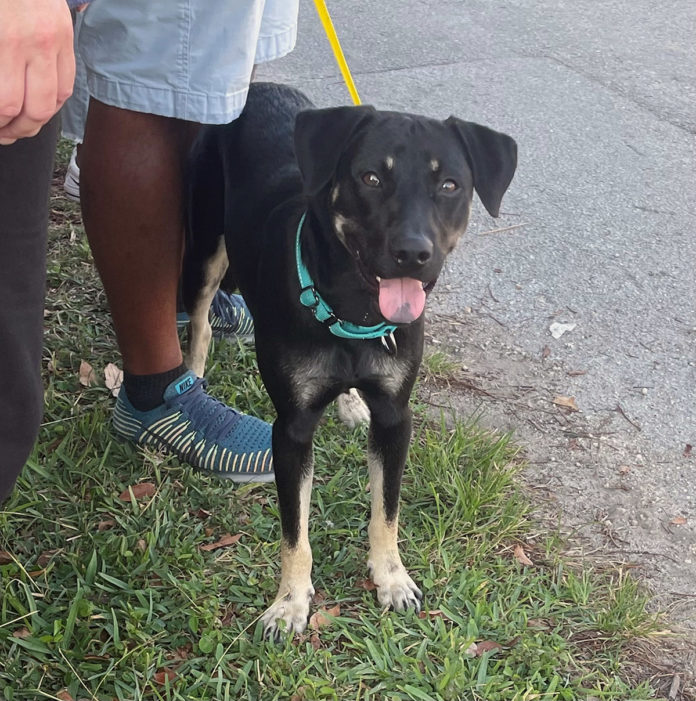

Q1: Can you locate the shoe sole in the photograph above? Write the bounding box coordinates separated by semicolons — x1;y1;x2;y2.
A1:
111;432;274;483
200;469;275;483
176;322;255;344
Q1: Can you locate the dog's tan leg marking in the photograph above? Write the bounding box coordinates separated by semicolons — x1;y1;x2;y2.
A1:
185;236;228;377
336;388;370;428
262;469;315;638
367;450;422;611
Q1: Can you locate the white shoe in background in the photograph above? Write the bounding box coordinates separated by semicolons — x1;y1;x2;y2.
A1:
63;147;81;202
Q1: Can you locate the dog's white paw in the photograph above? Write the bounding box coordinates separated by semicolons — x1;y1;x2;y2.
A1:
368;560;423;612
336;388;370;429
261;587;314;641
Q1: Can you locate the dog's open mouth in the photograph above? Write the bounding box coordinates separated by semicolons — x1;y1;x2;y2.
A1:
376;276;437;324
354;248;436;324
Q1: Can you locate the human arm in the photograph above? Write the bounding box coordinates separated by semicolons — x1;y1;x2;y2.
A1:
0;0;75;145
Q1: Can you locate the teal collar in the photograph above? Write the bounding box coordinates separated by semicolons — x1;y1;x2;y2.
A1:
295;212;398;345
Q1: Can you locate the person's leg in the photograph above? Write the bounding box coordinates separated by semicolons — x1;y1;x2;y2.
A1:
80;100;195;377
80;101;273;481
0;116;59;503
72;0;297;479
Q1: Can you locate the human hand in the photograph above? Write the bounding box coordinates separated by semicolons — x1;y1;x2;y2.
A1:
0;0;75;145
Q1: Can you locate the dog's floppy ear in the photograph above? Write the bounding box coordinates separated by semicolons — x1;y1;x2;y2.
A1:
446;117;517;217
294;105;376;196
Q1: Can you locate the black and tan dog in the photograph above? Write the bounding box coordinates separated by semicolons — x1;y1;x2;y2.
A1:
182;83;517;639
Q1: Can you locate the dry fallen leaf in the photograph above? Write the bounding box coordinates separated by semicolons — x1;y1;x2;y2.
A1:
97;519;117;531
56;690;74;701
220;605;237;627
118;482;157;501
0;550;12;564
104;362;123;397
309;604;341;630
417;609;450;620
79;360;96;387
356;579;377;591
671;516;687;526
553;395;579;412
291;687;308;701
189;508;211;519
513;544;534;566
475;640;504;655
38;549;59;566
153;668;177;685
12;627;31;639
464;642;478;658
200;533;242;552
172;643;193;660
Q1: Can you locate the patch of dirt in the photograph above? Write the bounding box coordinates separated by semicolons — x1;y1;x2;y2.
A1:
423;310;696;693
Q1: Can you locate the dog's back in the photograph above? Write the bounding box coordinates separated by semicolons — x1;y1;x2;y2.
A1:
233;82;312;194
184;83;311;311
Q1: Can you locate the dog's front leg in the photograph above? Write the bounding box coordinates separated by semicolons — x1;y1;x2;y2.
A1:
261;411;320;640
365;397;422;612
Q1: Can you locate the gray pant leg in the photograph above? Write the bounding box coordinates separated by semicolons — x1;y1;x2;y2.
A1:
0;117;59;502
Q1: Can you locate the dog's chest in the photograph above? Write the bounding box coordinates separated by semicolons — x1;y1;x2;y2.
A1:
287;345;409;406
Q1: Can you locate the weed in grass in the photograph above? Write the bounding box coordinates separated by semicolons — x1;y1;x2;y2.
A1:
421;350;461;384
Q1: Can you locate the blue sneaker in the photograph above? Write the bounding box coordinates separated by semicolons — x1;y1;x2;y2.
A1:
177;290;254;340
113;370;273;482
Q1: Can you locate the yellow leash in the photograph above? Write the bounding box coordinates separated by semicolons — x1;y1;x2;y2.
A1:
312;0;362;105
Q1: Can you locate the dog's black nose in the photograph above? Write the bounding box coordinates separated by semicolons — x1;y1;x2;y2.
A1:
392;236;433;268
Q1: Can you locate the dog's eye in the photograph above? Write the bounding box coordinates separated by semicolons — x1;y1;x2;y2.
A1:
441;179;458;192
362;172;381;188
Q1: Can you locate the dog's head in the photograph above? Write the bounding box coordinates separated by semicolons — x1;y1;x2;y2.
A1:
294;106;517;324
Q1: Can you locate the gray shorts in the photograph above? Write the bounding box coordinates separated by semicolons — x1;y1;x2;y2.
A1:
62;0;298;139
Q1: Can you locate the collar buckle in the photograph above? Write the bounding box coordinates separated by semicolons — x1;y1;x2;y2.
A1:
299;285;320;309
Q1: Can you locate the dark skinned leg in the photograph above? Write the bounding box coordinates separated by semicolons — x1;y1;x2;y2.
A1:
80;99;198;376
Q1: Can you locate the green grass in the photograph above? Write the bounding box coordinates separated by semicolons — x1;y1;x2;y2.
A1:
421;350;461;383
0;143;665;700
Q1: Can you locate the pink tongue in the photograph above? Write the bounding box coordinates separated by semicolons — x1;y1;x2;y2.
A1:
378;277;426;323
